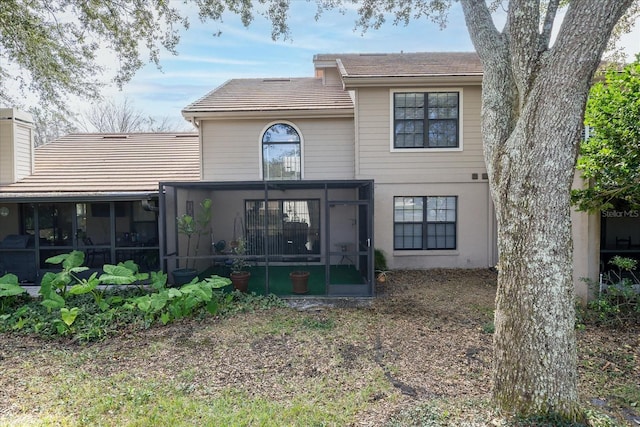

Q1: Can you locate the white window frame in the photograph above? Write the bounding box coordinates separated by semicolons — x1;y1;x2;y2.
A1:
258;120;305;180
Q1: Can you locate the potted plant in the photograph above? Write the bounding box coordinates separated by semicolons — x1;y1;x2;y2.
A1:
173;198;212;285
374;248;389;283
229;238;251;292
289;269;310;294
289;254;311;294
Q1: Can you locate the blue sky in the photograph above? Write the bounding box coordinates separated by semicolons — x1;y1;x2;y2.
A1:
96;2;474;127
93;2;639;129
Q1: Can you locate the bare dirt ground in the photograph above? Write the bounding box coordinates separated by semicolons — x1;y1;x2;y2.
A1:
1;269;638;426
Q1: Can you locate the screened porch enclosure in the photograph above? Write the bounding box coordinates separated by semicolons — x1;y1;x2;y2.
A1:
159;180;375;297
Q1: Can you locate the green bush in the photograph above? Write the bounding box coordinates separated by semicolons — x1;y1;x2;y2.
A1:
583;256;639;327
0;251;285;342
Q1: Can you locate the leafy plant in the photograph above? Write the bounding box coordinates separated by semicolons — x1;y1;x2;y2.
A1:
374;248;388;271
230;238;251;273
176;198;212;270
0;273;27;312
130;274;231;325
583;256;639;326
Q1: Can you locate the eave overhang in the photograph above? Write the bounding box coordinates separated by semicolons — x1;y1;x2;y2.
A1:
341;74;483;89
0;191;159;203
182;107;354;121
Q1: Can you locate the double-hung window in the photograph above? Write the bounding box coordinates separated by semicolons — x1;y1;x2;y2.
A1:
394;196;457;250
394;91;460;148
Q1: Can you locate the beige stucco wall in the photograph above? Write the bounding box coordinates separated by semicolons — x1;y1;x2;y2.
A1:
571;174;601;302
200;118;355;181
374;182;496;270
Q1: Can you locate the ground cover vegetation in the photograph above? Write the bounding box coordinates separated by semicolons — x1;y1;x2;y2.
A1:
1;268;638;426
0;251;284;342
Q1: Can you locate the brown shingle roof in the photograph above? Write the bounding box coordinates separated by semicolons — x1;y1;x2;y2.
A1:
315;52;483;77
182;78;353;114
0;132;200;196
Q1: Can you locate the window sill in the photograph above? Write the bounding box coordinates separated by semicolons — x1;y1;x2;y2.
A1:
393;250;459;256
390;147;463;153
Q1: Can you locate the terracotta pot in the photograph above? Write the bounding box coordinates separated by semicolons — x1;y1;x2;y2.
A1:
289;270;310;294
230;271;251;292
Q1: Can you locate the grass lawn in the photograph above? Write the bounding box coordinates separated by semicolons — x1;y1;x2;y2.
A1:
1;269;638;426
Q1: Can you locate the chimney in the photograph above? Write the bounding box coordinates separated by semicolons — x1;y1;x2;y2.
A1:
0;108;34;185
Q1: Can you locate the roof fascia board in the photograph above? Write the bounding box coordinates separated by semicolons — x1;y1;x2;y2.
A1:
342;75;483;88
0;192;158;203
183;108;354;121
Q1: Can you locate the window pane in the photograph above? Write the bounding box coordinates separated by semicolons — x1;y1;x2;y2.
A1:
428;120;458;147
394;197;423;222
262;123;300;143
426;92;458;148
262;124;301;180
263;142;301;180
394;93;425;148
394;223;422;249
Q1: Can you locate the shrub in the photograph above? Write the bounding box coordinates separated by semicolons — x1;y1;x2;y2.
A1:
584;256;639;326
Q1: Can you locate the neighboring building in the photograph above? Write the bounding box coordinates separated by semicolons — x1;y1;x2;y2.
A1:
0;111;199;280
1;53;634;299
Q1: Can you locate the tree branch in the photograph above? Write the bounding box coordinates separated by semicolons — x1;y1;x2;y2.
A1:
459;0;502;62
539;0;559;53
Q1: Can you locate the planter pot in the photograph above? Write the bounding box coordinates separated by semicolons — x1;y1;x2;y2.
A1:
230;271;251;293
172;268;198;286
290;270;310;294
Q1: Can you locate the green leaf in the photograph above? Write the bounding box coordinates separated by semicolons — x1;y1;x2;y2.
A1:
206;299;219;315
41;292;65;310
68;274;99;295
118;260;140;274
204;275;232;289
160;312;171;325
99;264;138;285
167;288;182;299
39;272;56;297
0;274;27;297
150;271;168;290
60;307;80;326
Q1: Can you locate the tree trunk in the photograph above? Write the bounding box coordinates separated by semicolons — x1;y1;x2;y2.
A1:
460;0;634;419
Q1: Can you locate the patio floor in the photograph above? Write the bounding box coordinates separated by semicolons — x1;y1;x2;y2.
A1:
199;264;365;296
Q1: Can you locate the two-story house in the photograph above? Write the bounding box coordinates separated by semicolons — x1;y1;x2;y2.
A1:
160;52;496;297
2;52;619;299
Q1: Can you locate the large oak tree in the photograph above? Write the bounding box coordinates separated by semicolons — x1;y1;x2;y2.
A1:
1;0;637;421
458;1;633;418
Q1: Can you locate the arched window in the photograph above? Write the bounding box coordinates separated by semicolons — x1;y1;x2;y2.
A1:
262;123;301;180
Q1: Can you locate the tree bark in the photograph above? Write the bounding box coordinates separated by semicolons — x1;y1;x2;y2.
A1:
460;0;633;419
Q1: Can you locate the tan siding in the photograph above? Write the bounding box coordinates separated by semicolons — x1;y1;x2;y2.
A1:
355;86;486;183
201;120;262;181
0;122;13;184
14;123;32;181
201;118;355;181
322;68;343;86
300;118;354;180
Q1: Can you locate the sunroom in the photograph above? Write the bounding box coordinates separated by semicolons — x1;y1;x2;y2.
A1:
160;180;375;297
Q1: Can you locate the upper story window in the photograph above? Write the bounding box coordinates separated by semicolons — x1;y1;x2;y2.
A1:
393;91;460;149
262;123;301;180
